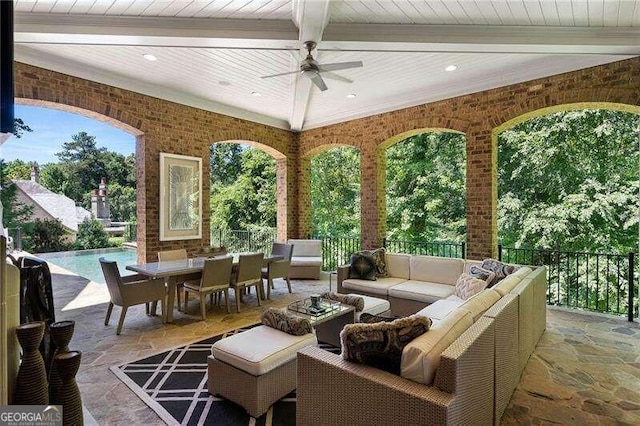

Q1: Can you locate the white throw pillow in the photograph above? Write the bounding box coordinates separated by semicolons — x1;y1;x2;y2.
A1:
454;273;488;300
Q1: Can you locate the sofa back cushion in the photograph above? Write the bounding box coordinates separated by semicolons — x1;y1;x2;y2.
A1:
458;289;501;321
511;266;533;280
385;253;411;279
409;255;464;285
492;273;523;296
400;309;473;385
463;259;482;274
288;239;322;257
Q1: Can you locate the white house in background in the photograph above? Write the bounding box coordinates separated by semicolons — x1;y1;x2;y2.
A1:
12;166;91;241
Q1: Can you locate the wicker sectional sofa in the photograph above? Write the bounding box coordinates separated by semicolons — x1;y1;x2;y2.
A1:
297;254;547;425
287;239;322;280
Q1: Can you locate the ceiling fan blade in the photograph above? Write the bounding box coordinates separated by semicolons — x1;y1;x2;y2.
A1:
308;72;328;91
318;61;363;72
261;70;300;79
320;71;353;84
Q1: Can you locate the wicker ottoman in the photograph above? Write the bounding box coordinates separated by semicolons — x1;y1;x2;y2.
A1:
207;325;317;417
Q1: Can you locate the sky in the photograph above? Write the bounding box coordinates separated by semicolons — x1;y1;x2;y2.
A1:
0;105;135;164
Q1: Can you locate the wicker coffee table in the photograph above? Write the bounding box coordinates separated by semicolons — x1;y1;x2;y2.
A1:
286;298;355;347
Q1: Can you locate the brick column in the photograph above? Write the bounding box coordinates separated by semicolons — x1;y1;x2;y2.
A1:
465;123;496;260
297;155;312;238
360;144;380;249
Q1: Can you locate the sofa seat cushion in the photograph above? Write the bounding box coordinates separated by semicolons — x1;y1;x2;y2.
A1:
457;289;501;321
288;239;322;257
415;299;463;321
401;309;474;385
211;325;317;376
388;281;455;304
409;255;465;285
290;256;322;267
342;277;406;296
353;294;391;320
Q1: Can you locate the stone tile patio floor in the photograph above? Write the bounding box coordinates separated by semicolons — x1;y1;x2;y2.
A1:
46;263;640;425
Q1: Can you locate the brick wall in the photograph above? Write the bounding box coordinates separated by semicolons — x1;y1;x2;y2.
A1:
299;57;640;258
14;63;297;262
14;57;640;261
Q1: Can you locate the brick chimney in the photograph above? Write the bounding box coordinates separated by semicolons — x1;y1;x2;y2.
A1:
30;165;39;183
91;177;111;226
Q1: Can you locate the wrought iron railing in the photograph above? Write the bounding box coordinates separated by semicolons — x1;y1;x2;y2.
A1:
499;245;638;321
211;228;277;254
384;238;465;259
312;235;361;271
123;222;137;242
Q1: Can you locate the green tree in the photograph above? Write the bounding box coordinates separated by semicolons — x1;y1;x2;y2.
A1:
55;131;108;202
310;147;361;237
107;182;137;222
3;159;33;180
74;218;111;249
209;144;276;231
210;144;244;186
0;159;33;229
498;109;640;253
39;163;70;195
22;219;68;253
12;118;32;138
386;132;466;242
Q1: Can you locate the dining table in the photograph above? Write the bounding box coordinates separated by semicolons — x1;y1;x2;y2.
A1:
126;253;283;322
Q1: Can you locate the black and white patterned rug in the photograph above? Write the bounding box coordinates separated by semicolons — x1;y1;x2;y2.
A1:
110;325;339;425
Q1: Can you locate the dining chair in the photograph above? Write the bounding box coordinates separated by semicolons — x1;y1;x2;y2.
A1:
183;256;234;319
262;243;294;299
230;252;264;313
157;249;195;311
99;257;166;335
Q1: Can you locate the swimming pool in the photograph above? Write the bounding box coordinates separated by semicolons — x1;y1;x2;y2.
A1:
38;247;137;284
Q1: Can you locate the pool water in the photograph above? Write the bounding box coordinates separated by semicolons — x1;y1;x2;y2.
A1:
38;247;138;284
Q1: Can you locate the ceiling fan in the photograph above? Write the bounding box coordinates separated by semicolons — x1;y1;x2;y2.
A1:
261;41;363;91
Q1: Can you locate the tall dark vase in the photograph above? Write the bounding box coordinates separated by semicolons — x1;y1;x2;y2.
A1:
13;321;49;405
51;351;83;426
48;320;75;401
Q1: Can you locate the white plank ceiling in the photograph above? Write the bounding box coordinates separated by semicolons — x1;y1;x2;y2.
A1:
12;0;640;131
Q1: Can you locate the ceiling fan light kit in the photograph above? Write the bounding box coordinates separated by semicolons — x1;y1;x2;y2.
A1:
261;40;362;92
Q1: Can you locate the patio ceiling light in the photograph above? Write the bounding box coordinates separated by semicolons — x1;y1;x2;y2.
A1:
445;65;458;72
251;91;261;97
143;53;157;61
346;93;356;99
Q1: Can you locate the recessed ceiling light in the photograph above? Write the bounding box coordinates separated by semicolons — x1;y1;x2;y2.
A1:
346;93;356;99
143;53;157;61
251;91;262;97
445;65;458;72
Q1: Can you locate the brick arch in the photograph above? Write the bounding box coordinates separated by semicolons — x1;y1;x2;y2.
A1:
15;62;296;262
375;128;466;248
489;102;640;258
298;143;362;238
210;139;289;242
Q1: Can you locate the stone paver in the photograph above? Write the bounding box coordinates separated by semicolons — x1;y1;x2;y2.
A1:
44;263;640;425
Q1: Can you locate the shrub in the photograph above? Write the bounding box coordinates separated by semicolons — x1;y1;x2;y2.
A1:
74;218;111;250
23;219;69;253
